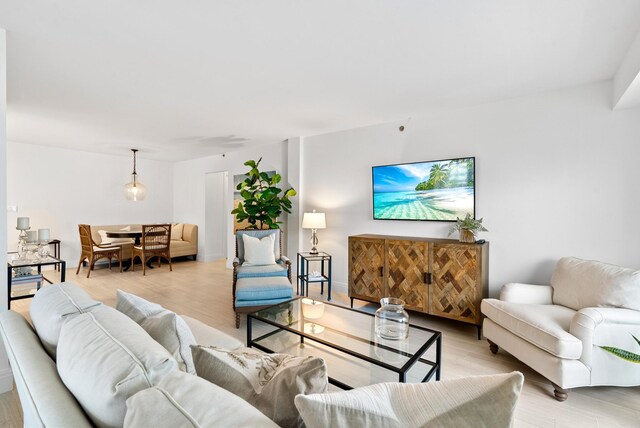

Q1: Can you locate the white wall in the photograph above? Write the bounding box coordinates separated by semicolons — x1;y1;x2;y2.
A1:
302;81;640;295
0;27;13;393
6;142;174;264
172;142;289;267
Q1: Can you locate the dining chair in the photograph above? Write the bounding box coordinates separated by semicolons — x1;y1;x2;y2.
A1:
76;224;123;278
132;224;172;275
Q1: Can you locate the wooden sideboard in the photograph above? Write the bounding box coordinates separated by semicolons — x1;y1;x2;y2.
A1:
348;234;489;338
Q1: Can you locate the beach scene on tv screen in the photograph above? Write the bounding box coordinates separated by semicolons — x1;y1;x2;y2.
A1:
373;158;474;221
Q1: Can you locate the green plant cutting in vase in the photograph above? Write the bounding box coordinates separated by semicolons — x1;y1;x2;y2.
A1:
231;158;297;230
447;213;488;243
599;334;640;363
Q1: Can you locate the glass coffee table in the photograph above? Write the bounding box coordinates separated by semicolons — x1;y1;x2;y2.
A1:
247;297;441;390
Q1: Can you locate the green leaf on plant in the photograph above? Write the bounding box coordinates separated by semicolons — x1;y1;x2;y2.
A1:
599;346;640;363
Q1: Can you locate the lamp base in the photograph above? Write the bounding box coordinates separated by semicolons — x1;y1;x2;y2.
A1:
309;229;319;254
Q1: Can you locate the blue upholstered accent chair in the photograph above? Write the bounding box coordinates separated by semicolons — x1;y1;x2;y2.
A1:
233;229;292;327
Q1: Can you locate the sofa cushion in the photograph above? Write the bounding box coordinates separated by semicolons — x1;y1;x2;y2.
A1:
30;282;102;359
124;370;279;428
294;372;524;428
235;276;293;302
192;345;327;427
116;290;197;374
481;299;582;359
236;263;288;279
551;257;640;311
171;223;183;240
57;306;177;428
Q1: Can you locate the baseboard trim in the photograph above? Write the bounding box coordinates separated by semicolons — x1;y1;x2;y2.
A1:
0;367;14;393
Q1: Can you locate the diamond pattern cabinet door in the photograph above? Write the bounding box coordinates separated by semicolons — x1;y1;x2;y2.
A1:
385;240;428;312
430;243;482;324
348;237;385;303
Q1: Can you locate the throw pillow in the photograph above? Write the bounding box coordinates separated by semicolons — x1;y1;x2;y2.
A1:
294;372;524;428
57;307;177;428
124;370;279;428
116;290;197;374
171;223;184;241
242;233;276;266
551;257;640;311
192;345;328;428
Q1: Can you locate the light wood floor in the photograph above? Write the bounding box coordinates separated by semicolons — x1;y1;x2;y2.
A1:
1;259;639;427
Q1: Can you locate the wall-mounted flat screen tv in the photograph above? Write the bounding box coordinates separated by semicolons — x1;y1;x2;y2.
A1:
372;157;475;222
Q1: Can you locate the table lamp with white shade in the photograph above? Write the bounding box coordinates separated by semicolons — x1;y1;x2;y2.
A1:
302;210;326;255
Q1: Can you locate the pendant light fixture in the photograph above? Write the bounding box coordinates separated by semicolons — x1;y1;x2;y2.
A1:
125;148;146;201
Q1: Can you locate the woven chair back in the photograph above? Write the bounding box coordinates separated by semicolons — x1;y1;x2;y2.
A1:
141;224;171;251
78;224;95;254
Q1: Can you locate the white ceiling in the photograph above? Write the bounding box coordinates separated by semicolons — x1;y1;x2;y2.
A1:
1;0;640;161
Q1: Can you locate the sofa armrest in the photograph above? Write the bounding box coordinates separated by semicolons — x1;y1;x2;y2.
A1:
233;257;241;268
570;307;640;367
279;255;291;265
499;283;553;304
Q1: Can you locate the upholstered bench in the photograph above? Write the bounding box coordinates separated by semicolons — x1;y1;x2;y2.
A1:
234;276;293;328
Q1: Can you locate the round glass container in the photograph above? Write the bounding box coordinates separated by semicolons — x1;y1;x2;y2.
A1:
375;297;409;340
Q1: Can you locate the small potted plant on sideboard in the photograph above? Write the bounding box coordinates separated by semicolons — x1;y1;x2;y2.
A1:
448;213;488;243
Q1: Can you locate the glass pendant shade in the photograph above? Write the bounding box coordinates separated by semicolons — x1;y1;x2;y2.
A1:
125;149;146;201
125;174;146;201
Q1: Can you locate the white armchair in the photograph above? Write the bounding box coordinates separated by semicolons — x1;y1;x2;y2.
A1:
481;257;640;401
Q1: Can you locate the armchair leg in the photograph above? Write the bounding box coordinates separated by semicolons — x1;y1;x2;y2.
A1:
235;312;240;329
487;339;499;354
551;383;569;402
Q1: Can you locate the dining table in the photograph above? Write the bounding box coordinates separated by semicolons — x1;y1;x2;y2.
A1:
105;230;143;245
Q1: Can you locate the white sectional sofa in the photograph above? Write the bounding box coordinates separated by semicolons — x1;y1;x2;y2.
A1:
0;282;525;427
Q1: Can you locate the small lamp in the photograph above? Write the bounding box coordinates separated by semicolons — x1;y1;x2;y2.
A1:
302;210;326;255
301;298;325;334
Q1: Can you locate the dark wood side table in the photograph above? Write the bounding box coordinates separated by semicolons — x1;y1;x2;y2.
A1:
297;252;332;301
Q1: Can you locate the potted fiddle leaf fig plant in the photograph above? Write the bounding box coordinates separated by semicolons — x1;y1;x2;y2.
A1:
231;158;297;230
448;213;488;243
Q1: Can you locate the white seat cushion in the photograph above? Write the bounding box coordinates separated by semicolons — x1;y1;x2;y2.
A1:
134;244;167;251
481;299;582;359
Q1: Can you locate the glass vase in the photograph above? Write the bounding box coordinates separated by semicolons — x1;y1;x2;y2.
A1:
375;297;409;340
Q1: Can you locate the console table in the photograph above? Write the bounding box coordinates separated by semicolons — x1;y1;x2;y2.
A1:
348;234;488;339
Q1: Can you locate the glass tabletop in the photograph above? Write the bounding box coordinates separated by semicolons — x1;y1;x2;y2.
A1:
8;255;62;267
250;298;439;371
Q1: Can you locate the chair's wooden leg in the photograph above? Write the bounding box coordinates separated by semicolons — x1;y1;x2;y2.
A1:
119;255;123;273
108;258;112;271
132;255;136;272
169;257;172;272
87;258;94;278
488;339;499;354
76;257;84;275
142;257;146;276
158;256;161;268
551;383;569;402
235;312;240;329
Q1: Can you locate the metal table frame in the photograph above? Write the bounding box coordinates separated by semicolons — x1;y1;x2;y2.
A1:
7;255;66;309
296;252;332;301
247;297;441;390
